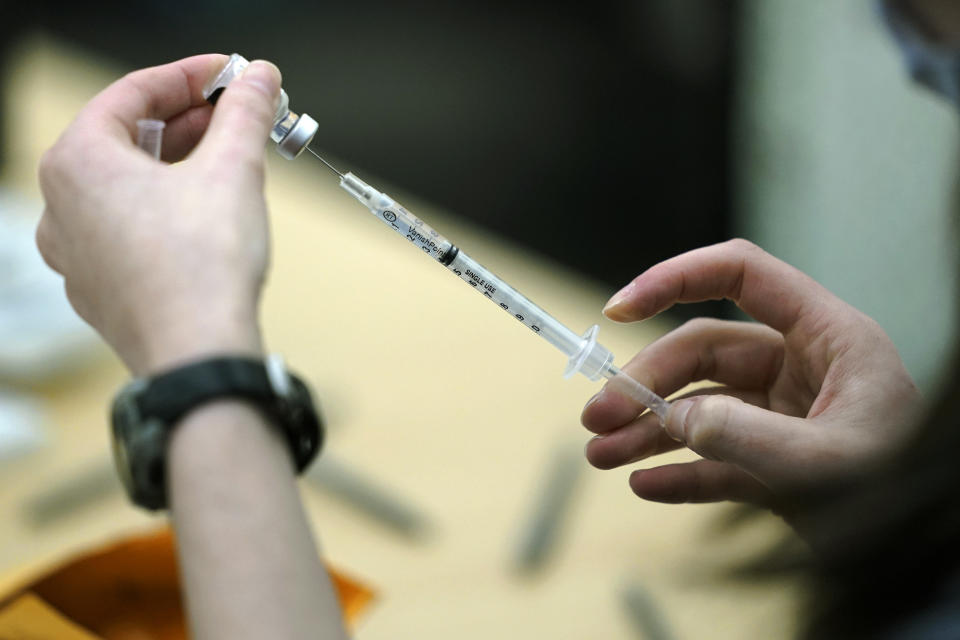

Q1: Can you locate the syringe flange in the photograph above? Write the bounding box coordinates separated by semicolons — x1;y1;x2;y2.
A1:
563;325;614;381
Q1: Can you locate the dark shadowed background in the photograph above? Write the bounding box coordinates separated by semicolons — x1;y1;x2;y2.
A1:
1;0;738;320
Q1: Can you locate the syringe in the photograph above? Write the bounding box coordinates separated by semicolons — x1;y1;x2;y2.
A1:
306;149;670;422
202;54;670;421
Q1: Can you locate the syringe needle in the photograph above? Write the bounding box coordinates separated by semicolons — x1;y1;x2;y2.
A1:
306;146;344;178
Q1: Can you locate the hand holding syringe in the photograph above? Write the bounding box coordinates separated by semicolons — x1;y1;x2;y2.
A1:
203;54;670;422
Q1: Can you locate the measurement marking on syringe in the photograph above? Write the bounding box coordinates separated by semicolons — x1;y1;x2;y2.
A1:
464;269;496;294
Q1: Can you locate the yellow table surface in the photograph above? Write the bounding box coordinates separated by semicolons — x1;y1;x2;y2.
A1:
0;37;799;639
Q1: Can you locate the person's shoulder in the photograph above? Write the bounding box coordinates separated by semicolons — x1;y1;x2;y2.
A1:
879;0;960;104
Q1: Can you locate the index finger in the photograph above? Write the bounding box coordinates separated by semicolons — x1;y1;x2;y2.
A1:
75;54;228;142
602;239;842;335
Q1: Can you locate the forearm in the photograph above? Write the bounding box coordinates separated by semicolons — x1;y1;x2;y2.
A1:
37;54;342;637
167;401;348;640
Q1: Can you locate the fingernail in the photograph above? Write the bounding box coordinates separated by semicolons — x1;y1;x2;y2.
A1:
602;283;634;318
241;60;281;98
584;434;604;456
584;391;604;409
664;398;694;443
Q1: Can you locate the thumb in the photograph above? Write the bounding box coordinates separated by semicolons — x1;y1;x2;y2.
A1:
665;395;814;487
197;59;281;171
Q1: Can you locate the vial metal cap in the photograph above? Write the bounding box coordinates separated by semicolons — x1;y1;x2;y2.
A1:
276;113;318;160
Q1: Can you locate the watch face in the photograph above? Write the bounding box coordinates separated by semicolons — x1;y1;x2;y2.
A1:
111;426;134;494
111;379;148;498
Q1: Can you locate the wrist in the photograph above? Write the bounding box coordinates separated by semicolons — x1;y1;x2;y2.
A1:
111;354;324;510
129;308;264;376
167;401;292;483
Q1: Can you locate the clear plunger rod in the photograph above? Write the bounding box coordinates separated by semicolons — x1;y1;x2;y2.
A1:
602;365;671;423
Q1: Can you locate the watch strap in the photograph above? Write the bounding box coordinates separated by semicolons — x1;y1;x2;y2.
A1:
113;355;323;510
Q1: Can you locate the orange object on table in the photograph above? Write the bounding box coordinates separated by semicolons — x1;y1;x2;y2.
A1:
0;527;374;639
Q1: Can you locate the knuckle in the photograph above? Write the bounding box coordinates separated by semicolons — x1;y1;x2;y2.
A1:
858;313;889;340
726;237;760;254
120;67;155;101
229;82;275;122
678;317;720;335
35;220;54;263
35;217;62;274
37;147;62;186
686;396;732;448
725;238;773;264
37;231;63;275
121;68;145;85
38;136;86;194
35;216;50;249
37;148;54;177
63;281;89;322
118;69;142;92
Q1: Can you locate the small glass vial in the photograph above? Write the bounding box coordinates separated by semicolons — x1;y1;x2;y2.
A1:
202;53;318;160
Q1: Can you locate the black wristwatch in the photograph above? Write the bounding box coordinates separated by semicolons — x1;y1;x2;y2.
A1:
110;354;323;510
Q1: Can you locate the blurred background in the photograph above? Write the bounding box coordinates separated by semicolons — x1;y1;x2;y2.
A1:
0;0;956;638
3;0;954;385
4;0;739;318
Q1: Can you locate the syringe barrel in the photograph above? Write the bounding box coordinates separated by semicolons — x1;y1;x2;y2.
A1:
340;173;455;263
445;252;583;355
339;172;583;357
337;175;664;399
